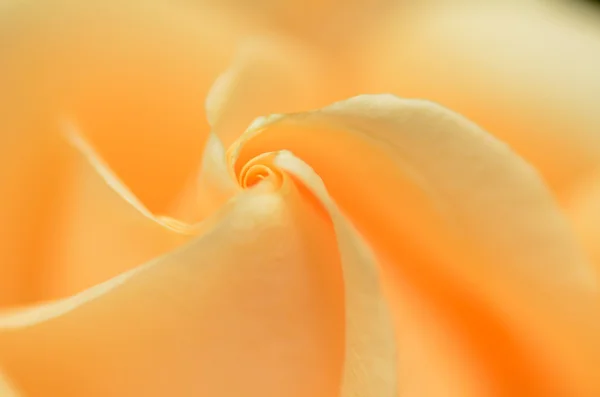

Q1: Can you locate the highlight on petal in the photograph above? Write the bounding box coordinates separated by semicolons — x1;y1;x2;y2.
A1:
32;123;194;302
356;1;600;201
205;35;331;147
565;170;600;270
0;370;19;397
228;94;600;395
273;152;397;397
180;129;398;396
0;183;346;397
173;33;343;220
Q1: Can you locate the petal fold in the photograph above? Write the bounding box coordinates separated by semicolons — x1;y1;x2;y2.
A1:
274;152;397;397
205;35;331;147
230;94;599;395
0;0;244;212
357;1;600;200
0;183;345;397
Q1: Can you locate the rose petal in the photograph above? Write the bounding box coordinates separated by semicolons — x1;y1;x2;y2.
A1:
0;0;244;213
357;1;600;201
180;0;392;47
0;126;59;306
31;125;193;302
0;121;196;306
230;94;600;395
0;370;19;397
168;133;240;223
565;170;600;269
273;152;397;397
0;182;345;396
172;35;335;222
0;0;247;304
205;35;333;147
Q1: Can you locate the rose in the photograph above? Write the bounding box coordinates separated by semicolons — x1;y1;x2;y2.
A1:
1;1;600;397
0;1;366;395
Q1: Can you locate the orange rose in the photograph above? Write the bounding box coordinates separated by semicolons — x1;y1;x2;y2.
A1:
1;1;600;397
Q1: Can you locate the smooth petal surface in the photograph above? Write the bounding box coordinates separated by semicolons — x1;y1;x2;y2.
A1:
0;0;247;306
230;94;600;396
175;134;398;396
0;182;346;396
0;120;195;306
565;171;600;270
357;1;600;201
0;127;59;306
273;152;397;397
180;0;393;47
168;133;240;223
0;371;19;397
34;127;193;301
205;36;331;147
0;0;244;213
173;37;336;223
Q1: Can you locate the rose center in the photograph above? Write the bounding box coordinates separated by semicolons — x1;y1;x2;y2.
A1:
238;152;283;188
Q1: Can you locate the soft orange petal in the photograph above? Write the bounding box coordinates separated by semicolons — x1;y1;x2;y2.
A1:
0;182;345;396
0;0;248;305
0;0;244;213
32;125;193;302
0;125;60;307
357;1;600;201
180;0;392;48
0;122;196;307
230;94;599;395
168;133;240;223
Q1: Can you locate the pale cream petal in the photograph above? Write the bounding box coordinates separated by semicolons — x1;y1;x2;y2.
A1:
357;1;600;201
231;94;600;395
0;370;20;397
205;35;332;147
273;152;397;397
0;183;345;397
